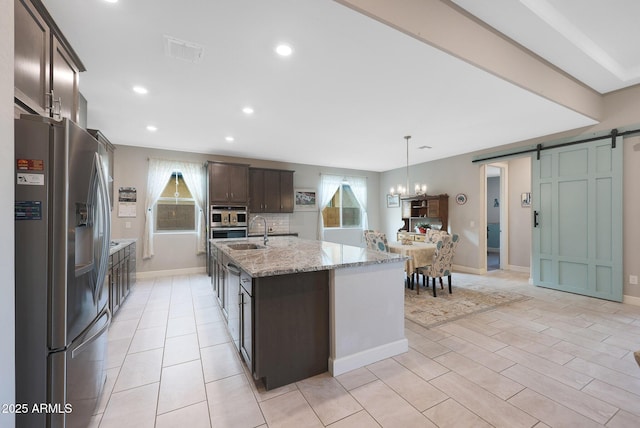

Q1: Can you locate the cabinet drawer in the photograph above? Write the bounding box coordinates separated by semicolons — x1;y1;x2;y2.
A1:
414;234;425;242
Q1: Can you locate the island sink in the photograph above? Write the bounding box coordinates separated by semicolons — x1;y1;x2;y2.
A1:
226;243;265;250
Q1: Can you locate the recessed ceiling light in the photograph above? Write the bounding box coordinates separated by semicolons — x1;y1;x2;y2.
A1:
146;125;158;132
275;44;293;57
133;86;148;94
242;107;254;115
225;136;234;142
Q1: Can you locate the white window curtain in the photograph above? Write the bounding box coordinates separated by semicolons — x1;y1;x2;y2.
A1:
345;175;368;231
143;158;206;259
177;161;207;255
317;174;343;240
143;159;176;259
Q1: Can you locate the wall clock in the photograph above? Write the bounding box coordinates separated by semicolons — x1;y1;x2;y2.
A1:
455;193;467;205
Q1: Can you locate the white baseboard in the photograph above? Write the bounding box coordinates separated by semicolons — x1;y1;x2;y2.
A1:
452;264;485;275
623;295;640;307
507;265;530;274
329;339;408;377
137;266;206;279
453;264;530;276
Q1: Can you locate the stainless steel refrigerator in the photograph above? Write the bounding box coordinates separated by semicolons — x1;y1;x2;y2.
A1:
15;115;111;428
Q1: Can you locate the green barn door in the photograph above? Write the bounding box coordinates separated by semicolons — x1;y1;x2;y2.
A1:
532;137;623;302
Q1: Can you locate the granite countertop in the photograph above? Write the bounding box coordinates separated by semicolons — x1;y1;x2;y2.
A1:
109;238;137;255
248;233;299;237
211;236;407;277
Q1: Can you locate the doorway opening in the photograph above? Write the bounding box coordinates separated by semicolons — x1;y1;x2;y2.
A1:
485;163;508;271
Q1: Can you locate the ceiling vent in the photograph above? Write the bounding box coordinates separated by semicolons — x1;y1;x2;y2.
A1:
163;35;205;64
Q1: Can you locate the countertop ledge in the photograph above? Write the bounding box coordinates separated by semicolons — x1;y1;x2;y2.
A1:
109;238;137;255
211;236;407;277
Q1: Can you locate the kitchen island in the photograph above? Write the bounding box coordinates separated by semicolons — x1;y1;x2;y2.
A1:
210;236;408;389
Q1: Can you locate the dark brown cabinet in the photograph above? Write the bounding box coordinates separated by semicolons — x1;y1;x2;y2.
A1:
14;0;84;122
249;168;294;213
109;241;136;316
401;194;449;231
14;0;49;116
51;36;80;122
209;162;249;205
252;270;329;390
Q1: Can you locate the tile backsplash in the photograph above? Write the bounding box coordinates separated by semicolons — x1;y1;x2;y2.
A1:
248;213;291;235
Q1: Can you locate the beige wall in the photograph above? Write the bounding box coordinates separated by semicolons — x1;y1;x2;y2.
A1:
506;157;532;269
1;1;15;426
112;145;381;273
381;84;640;298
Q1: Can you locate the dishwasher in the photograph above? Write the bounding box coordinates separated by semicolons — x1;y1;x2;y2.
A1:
239;269;253;368
225;262;241;351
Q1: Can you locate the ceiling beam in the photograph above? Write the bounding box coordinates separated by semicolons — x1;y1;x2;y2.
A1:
334;0;603;121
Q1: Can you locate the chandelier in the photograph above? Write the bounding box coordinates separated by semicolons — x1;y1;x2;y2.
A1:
390;135;427;196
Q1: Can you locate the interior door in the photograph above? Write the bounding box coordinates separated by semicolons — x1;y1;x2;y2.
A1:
532;137;623;301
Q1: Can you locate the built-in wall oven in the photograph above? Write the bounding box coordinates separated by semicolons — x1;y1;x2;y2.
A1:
210;205;248;239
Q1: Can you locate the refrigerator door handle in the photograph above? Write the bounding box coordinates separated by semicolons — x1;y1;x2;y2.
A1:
72;307;111;359
95;152;111;303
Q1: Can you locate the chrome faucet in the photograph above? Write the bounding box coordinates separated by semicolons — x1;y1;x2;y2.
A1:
250;215;269;246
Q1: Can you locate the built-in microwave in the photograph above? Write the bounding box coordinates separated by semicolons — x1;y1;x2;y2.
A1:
211;206;247;228
210;227;248;239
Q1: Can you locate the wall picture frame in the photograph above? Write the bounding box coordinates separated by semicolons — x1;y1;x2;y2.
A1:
294;188;318;211
386;194;400;208
521;192;532;207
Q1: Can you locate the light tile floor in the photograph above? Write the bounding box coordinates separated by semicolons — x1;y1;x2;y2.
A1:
90;271;640;428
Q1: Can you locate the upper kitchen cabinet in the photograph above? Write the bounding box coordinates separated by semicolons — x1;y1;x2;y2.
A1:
249;168;294;213
209;162;249;205
88;129;115;210
14;0;84;122
51;36;80;122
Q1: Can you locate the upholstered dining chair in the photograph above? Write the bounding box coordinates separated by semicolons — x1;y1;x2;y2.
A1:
363;230;389;252
417;233;459;297
424;229;448;244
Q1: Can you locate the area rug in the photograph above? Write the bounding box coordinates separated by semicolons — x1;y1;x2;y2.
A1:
404;285;529;328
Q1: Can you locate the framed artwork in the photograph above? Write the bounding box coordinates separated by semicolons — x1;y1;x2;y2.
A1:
386;194;400;208
521;192;532;207
294;189;318;211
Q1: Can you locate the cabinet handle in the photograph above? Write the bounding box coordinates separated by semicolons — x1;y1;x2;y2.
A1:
45;91;62;119
534;210;539;228
230;192;234;198
53;96;62;119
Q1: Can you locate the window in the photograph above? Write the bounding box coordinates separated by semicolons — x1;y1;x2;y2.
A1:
322;184;362;228
155;172;196;231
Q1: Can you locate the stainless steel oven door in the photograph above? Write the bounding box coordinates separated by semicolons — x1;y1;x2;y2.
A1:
234;211;247;226
211;210;223;227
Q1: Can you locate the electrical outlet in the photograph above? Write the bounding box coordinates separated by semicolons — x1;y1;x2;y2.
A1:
630;275;638;285
125;221;131;229
470;220;475;228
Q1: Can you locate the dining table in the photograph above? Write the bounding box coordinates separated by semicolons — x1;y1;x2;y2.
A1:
388;241;437;292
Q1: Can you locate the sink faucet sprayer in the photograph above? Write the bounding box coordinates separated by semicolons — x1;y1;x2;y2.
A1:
250;216;269;246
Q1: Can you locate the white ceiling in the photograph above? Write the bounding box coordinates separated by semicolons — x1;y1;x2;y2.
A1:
40;0;636;172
